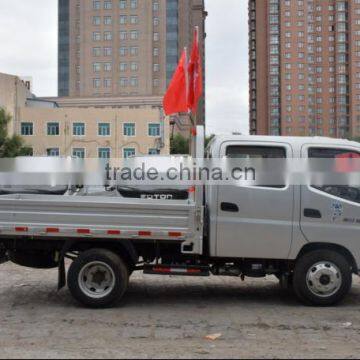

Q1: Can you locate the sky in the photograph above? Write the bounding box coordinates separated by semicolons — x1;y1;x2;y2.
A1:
0;0;249;135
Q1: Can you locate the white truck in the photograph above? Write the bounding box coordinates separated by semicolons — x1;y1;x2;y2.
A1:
0;126;359;308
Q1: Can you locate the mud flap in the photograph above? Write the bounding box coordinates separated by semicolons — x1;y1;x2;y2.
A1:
58;240;75;291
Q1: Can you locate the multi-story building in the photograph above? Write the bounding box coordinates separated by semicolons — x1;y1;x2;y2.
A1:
19;106;169;158
0;72;170;157
249;0;360;138
58;0;206;124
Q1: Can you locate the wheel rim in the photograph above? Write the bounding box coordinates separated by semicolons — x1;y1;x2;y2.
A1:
306;261;342;298
78;261;116;299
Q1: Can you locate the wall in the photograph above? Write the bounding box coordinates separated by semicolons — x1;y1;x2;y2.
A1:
0;72;32;136
18;106;170;157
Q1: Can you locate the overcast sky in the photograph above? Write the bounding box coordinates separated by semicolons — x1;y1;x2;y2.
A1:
0;0;249;135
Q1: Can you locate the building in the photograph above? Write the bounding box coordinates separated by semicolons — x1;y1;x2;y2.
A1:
0;72;170;157
0;72;34;136
19;106;169;158
58;0;206;125
249;0;360;138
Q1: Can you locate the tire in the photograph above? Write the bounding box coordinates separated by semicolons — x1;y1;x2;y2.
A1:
293;250;352;306
68;248;129;308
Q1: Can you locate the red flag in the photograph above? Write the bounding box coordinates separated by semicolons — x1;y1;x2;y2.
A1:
187;27;203;113
163;50;188;116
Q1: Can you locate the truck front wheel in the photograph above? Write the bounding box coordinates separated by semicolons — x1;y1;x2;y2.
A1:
68;248;129;308
293;250;352;306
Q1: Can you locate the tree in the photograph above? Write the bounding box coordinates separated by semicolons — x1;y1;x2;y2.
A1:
170;133;189;154
170;133;216;155
0;108;32;157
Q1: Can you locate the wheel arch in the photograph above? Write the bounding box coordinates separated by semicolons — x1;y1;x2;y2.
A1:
69;240;139;269
297;242;358;274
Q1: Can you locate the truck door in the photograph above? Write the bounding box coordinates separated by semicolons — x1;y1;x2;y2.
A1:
300;145;360;256
215;142;294;259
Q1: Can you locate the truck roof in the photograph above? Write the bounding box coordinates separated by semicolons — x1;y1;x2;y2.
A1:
211;135;360;149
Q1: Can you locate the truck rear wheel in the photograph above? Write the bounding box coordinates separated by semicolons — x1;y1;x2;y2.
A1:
68;249;129;308
293;250;352;306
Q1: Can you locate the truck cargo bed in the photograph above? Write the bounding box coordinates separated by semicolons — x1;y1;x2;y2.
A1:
0;194;197;242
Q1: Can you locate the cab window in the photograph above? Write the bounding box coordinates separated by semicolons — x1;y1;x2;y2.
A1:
309;147;360;203
226;146;287;188
226;146;286;159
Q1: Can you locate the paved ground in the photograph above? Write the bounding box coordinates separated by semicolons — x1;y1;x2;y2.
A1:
1;262;360;359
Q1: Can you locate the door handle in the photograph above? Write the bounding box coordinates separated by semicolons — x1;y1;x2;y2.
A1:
304;208;322;219
221;202;239;213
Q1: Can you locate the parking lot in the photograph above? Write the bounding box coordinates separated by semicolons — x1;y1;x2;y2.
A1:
0;262;360;359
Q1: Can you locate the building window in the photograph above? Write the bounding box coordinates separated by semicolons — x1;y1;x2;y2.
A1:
120;15;127;24
93;32;101;41
120;62;127;72
119;0;127;9
153;32;159;41
104;78;112;88
47;122;59;136
120;31;127;40
93;63;101;72
93;16;101;25
93;0;101;10
21;122;33;136
123;148;136;158
98;123;111;136
124;123;135;136
47;148;60;157
131;62;138;71
93;47;101;57
153;47;159;56
104;47;112;56
153;17;159;26
148;123;160;137
130;0;138;9
104;1;112;10
130;46;138;56
72;148;85;159
149;148;160;155
104;62;112;72
104;31;112;41
130;77;138;87
120;77;128;87
120;47;128;56
98;148;111;159
153;63;160;72
73;123;85;136
130;15;138;24
153;2;159;11
104;16;112;25
93;78;101;88
130;30;139;40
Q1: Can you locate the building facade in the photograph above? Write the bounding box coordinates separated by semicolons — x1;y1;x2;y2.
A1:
249;0;360;138
19;106;169;158
58;0;206;124
0;72;170;158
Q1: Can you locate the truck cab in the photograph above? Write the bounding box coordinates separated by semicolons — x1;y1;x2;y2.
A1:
206;135;360;266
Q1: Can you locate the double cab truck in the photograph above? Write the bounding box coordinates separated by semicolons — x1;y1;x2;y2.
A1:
0;126;360;308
